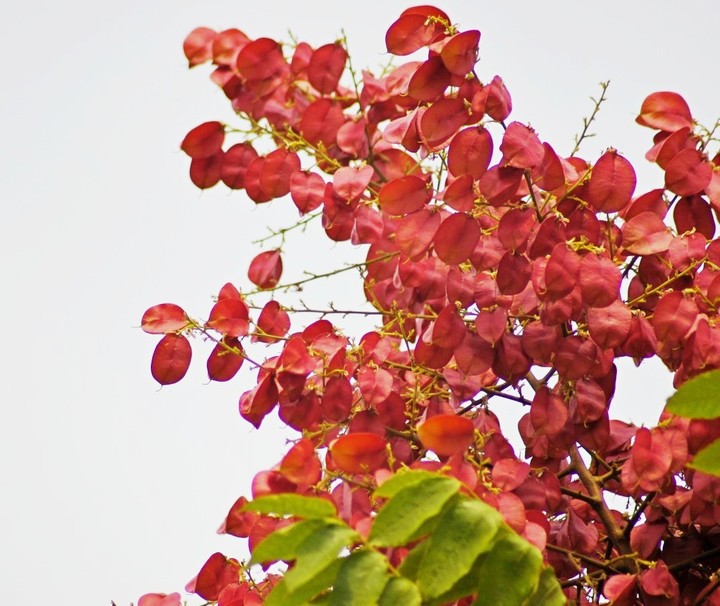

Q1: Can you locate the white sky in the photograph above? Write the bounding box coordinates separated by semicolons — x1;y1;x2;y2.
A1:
1;1;718;604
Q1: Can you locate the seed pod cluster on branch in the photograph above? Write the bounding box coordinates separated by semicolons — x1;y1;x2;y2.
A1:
142;5;720;605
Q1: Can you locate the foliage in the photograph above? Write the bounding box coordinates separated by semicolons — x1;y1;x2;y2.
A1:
141;5;720;605
667;369;720;475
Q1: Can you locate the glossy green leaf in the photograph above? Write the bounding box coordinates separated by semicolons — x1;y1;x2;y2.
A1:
369;475;460;547
666;369;720;419
689;438;720;475
264;558;341;606
243;493;337;519
251;518;328;564
417;498;503;600
284;524;359;592
329;549;390;606
525;566;566;606
472;531;544;606
378;577;422;606
373;469;457;499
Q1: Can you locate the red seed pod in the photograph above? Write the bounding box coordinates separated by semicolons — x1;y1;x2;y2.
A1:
151;334;192;385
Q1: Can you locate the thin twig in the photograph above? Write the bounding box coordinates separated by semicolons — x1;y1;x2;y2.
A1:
570;81;610;157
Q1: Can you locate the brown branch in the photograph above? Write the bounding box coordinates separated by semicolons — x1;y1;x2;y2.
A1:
669;544;720;573
545;543;619;574
561;486;600;507
569;445;632;556
622;492;656;541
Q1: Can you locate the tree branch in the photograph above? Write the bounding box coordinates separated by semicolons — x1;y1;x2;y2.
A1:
569;445;632;556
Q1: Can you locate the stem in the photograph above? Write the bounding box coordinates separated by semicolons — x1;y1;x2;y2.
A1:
698;118;720;154
570;81;610;157
669;544;720;573
525;371;542;391
246;251;398;296
569;445;632;556
252;210;322;246
524;170;543;222
622;492;656;541
188;321;264;368
545;544;620;574
480;388;530;406
621;255;639;280
247;301;387;318
626;258;702;307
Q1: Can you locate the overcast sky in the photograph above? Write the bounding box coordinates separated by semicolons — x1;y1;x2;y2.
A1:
2;1;718;604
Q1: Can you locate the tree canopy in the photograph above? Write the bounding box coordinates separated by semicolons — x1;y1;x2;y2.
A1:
140;5;720;605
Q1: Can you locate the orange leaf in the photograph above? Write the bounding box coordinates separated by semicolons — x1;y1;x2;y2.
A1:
440;30;480;76
379;175;432;215
417;413;474;456
254;300;290;343
586;149;636;213
235;37;286;81
434;212;480;265
290;171;326;214
664;149;713;196
636;91;692;132
419;98;468;150
206;299;249;337
141;303;188;334
447;126;493;179
211;28;249;66
248;250;282;289
385;6;450;56
621;211;673;255
183;27;216;67
185;553;240;601
408;56;451;101
500;122;543;169
329;433;387;474
138;594;181;606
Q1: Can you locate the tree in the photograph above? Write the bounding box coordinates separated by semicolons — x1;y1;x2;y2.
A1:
140;5;720;605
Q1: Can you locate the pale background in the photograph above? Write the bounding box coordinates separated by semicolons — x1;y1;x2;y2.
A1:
1;1;717;604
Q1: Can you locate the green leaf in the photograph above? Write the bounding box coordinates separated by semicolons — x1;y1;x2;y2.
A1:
374;469;457;499
666;369;720;419
251;518;329;564
471;531;544;606
525;566;566;606
424;552;488;606
378;577;422;606
689;438;720;475
416;498;503;600
369;475;460;547
397;539;428;581
264;558;341;606
284;523;359;592
329;549;390;606
243;493;337;519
